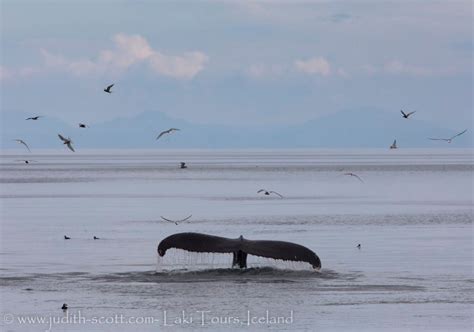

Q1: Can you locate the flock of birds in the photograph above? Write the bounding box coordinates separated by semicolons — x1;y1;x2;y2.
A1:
13;83;182;158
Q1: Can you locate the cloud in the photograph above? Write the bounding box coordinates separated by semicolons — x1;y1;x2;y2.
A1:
5;34;209;80
294;57;331;76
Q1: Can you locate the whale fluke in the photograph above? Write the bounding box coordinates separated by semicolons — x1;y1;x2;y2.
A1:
157;232;321;270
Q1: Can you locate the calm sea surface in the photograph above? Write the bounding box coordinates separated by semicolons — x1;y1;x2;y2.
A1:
0;149;472;331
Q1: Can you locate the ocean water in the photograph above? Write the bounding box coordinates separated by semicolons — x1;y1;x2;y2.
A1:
0;149;472;331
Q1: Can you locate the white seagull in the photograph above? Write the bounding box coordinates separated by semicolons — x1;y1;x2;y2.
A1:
257;189;284;198
58;134;75;152
13;139;31;152
428;129;467;143
156;128;180;140
344;172;364;182
160;215;192;225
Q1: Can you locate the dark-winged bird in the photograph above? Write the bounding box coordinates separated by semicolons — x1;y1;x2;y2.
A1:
400;110;416;119
64;235;71;240
78;123;88;128
156;128;180;140
104;83;114;93
180;162;187;169
390;139;397;149
15;160;37;164
26;116;42;120
257;189;284;198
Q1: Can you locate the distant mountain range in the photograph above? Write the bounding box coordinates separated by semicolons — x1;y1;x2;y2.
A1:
1;109;472;149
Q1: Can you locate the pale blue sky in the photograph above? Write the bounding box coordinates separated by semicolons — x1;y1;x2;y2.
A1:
1;0;472;130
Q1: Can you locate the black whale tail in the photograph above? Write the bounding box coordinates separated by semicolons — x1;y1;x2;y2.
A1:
157;232;321;270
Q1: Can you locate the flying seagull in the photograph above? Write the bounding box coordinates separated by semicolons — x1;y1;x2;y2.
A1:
13;139;31;152
160;215;192;225
428;129;468;143
257;189;284;198
15;160;37;164
156;128;180;140
344;172;364;182
58;134;75;152
400;110;416;119
78;123;88;128
26;116;42;120
390;139;397;149
104;83;114;93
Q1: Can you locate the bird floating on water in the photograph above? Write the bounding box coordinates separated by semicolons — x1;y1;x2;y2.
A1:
58;134;75;152
64;235;71;240
156;128;180;140
26;116;42;120
257;189;284;198
180;162;187;169
61;303;68;311
104;83;114;93
344;172;364;182
400;110;416;119
93;236;100;240
13;139;31;152
160;215;192;225
78;123;88;128
15;160;37;164
428;129;467;143
357;244;361;249
390;139;397;149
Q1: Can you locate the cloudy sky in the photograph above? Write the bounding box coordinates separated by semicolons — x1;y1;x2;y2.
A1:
1;0;472;130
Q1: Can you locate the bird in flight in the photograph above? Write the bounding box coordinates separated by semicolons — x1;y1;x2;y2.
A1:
15;160;37;164
400;110;416;119
390;139;397;149
428;129;467;143
78;123;88;128
344;172;364;182
257;189;284;198
104;83;114;93
58;134;75;152
156;128;180;140
26;116;42;120
160;215;192;225
13;139;31;152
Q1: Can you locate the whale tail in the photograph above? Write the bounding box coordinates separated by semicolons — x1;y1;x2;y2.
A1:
157;232;321;270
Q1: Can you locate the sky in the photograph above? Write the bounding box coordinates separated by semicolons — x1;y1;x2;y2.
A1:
1;1;472;134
